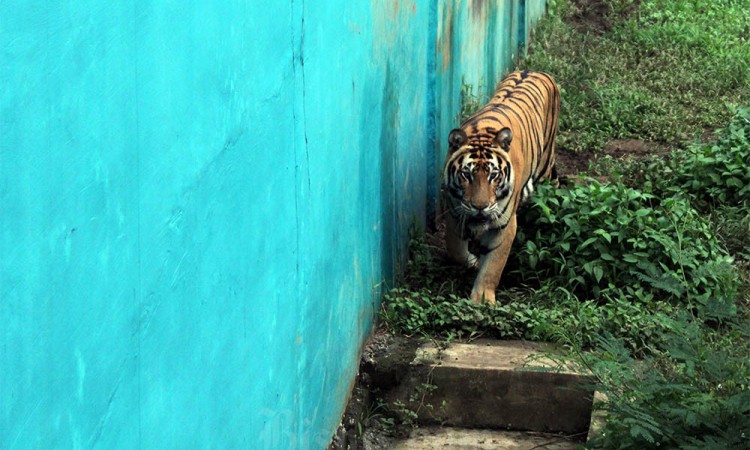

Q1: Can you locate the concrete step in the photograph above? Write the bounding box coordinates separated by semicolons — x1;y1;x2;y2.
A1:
384;340;594;434
390;426;581;450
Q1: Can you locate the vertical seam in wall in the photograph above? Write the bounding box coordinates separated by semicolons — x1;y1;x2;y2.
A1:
133;2;142;448
290;5;300;284
518;0;527;58
290;0;307;445
298;0;310;441
300;8;311;194
425;0;439;225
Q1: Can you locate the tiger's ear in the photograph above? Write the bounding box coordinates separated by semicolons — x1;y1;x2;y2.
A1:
494;127;512;150
448;128;467;151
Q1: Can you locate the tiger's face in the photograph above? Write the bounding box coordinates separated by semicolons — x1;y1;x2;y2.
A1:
443;128;514;226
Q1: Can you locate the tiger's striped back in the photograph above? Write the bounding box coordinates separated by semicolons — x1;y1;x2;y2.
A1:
462;70;559;197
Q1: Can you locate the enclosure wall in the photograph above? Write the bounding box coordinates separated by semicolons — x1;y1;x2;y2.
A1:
0;1;546;448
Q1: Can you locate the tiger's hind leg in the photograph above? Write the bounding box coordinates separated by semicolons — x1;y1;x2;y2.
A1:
551;165;572;187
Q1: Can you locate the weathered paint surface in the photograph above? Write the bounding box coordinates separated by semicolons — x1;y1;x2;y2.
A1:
1;1;545;448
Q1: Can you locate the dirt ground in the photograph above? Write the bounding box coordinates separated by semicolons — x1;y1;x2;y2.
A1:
554;138;668;179
567;0;641;35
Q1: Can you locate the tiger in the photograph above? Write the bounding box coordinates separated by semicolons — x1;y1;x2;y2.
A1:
441;70;560;304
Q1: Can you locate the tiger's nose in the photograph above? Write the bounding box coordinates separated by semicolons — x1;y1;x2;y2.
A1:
471;200;490;210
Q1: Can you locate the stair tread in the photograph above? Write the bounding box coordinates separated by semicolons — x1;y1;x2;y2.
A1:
390;426;582;450
417;339;575;373
385;340;594;434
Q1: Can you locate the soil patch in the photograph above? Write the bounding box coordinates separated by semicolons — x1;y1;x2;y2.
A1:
568;0;612;34
556;138;669;180
567;0;640;35
555;148;596;177
600;138;669;158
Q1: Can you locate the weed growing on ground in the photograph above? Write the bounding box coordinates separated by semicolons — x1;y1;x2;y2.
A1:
648;107;750;210
382;266;683;352
514;180;738;307
582;315;750;449
456;80;488;123
588;107;750;260
713;206;750;262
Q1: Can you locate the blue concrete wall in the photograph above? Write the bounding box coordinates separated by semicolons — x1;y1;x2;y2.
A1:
1;1;545;448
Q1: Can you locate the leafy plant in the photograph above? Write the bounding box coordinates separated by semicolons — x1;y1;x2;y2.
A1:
713;206;750;262
456;80;488;123
514;180;738;307
587;107;750;263
381;270;680;352
647;107;750;210
582;315;750;449
380;287;526;340
587;151;672;187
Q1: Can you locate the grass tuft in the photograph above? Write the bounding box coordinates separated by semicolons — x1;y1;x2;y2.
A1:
520;0;750;152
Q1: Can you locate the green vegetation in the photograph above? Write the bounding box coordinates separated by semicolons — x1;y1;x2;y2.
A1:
584;317;750;449
515;181;736;305
383;156;744;350
714;205;750;262
609;107;750;208
588;107;750;261
456;81;487;124
383;108;750;444
381;0;750;447
523;0;750;152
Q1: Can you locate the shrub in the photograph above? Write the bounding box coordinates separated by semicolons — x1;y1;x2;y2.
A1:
654;107;750;209
589;107;750;210
713;206;750;262
380;287;525;340
514;180;738;307
380;283;678;351
584;315;750;449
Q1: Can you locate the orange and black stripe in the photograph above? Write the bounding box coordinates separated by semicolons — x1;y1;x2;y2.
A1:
461;70;559;188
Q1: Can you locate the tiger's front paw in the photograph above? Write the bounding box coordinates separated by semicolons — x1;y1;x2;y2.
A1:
470;288;496;305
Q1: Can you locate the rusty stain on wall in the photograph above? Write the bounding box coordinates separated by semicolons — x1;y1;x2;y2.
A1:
385;0;417;20
440;2;453;70
388;0;399;19
471;0;488;21
373;0;418;62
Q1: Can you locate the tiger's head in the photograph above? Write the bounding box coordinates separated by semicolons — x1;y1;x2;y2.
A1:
443;127;514;228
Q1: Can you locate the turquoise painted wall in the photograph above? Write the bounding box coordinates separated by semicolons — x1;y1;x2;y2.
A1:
1;1;545;448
